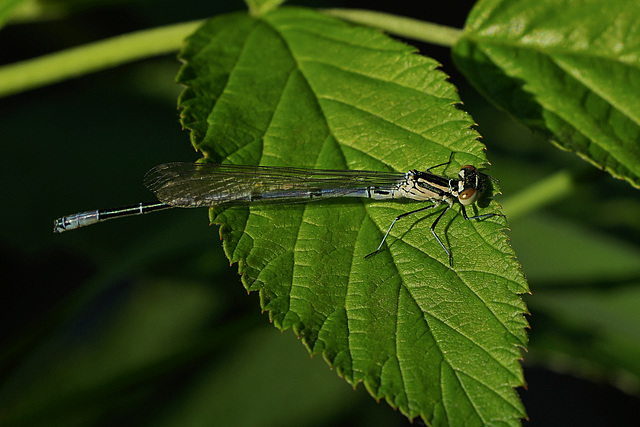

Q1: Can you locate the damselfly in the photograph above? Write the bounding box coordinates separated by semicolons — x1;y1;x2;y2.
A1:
53;158;504;265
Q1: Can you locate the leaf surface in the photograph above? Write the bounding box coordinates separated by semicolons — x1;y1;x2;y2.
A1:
177;7;529;425
453;0;640;188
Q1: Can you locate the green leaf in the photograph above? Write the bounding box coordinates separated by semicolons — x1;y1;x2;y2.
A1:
453;0;640;188
177;7;529;425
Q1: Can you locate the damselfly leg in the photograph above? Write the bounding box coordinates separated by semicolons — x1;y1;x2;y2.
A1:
425;153;454;174
365;202;445;260
365;201;455;263
365;203;504;266
365;155;505;265
461;207;505;222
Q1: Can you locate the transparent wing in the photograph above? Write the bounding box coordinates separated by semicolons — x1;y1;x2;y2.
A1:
143;163;407;207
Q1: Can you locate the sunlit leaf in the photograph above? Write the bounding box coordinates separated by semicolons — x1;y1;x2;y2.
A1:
177;7;529;425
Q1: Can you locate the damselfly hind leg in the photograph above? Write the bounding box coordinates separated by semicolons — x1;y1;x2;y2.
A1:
364;203;443;260
366;204;505;266
430;206;453;266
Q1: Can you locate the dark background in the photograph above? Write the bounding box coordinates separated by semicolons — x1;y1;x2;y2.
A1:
1;0;639;425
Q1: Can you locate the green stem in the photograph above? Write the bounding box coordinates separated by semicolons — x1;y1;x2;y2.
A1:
322;9;463;47
0;19;204;98
1;9;464;98
500;170;574;221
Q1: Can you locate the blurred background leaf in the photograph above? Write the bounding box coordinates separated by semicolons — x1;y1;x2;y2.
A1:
0;0;28;28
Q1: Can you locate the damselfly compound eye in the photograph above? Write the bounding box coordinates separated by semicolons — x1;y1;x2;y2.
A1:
458;188;478;205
